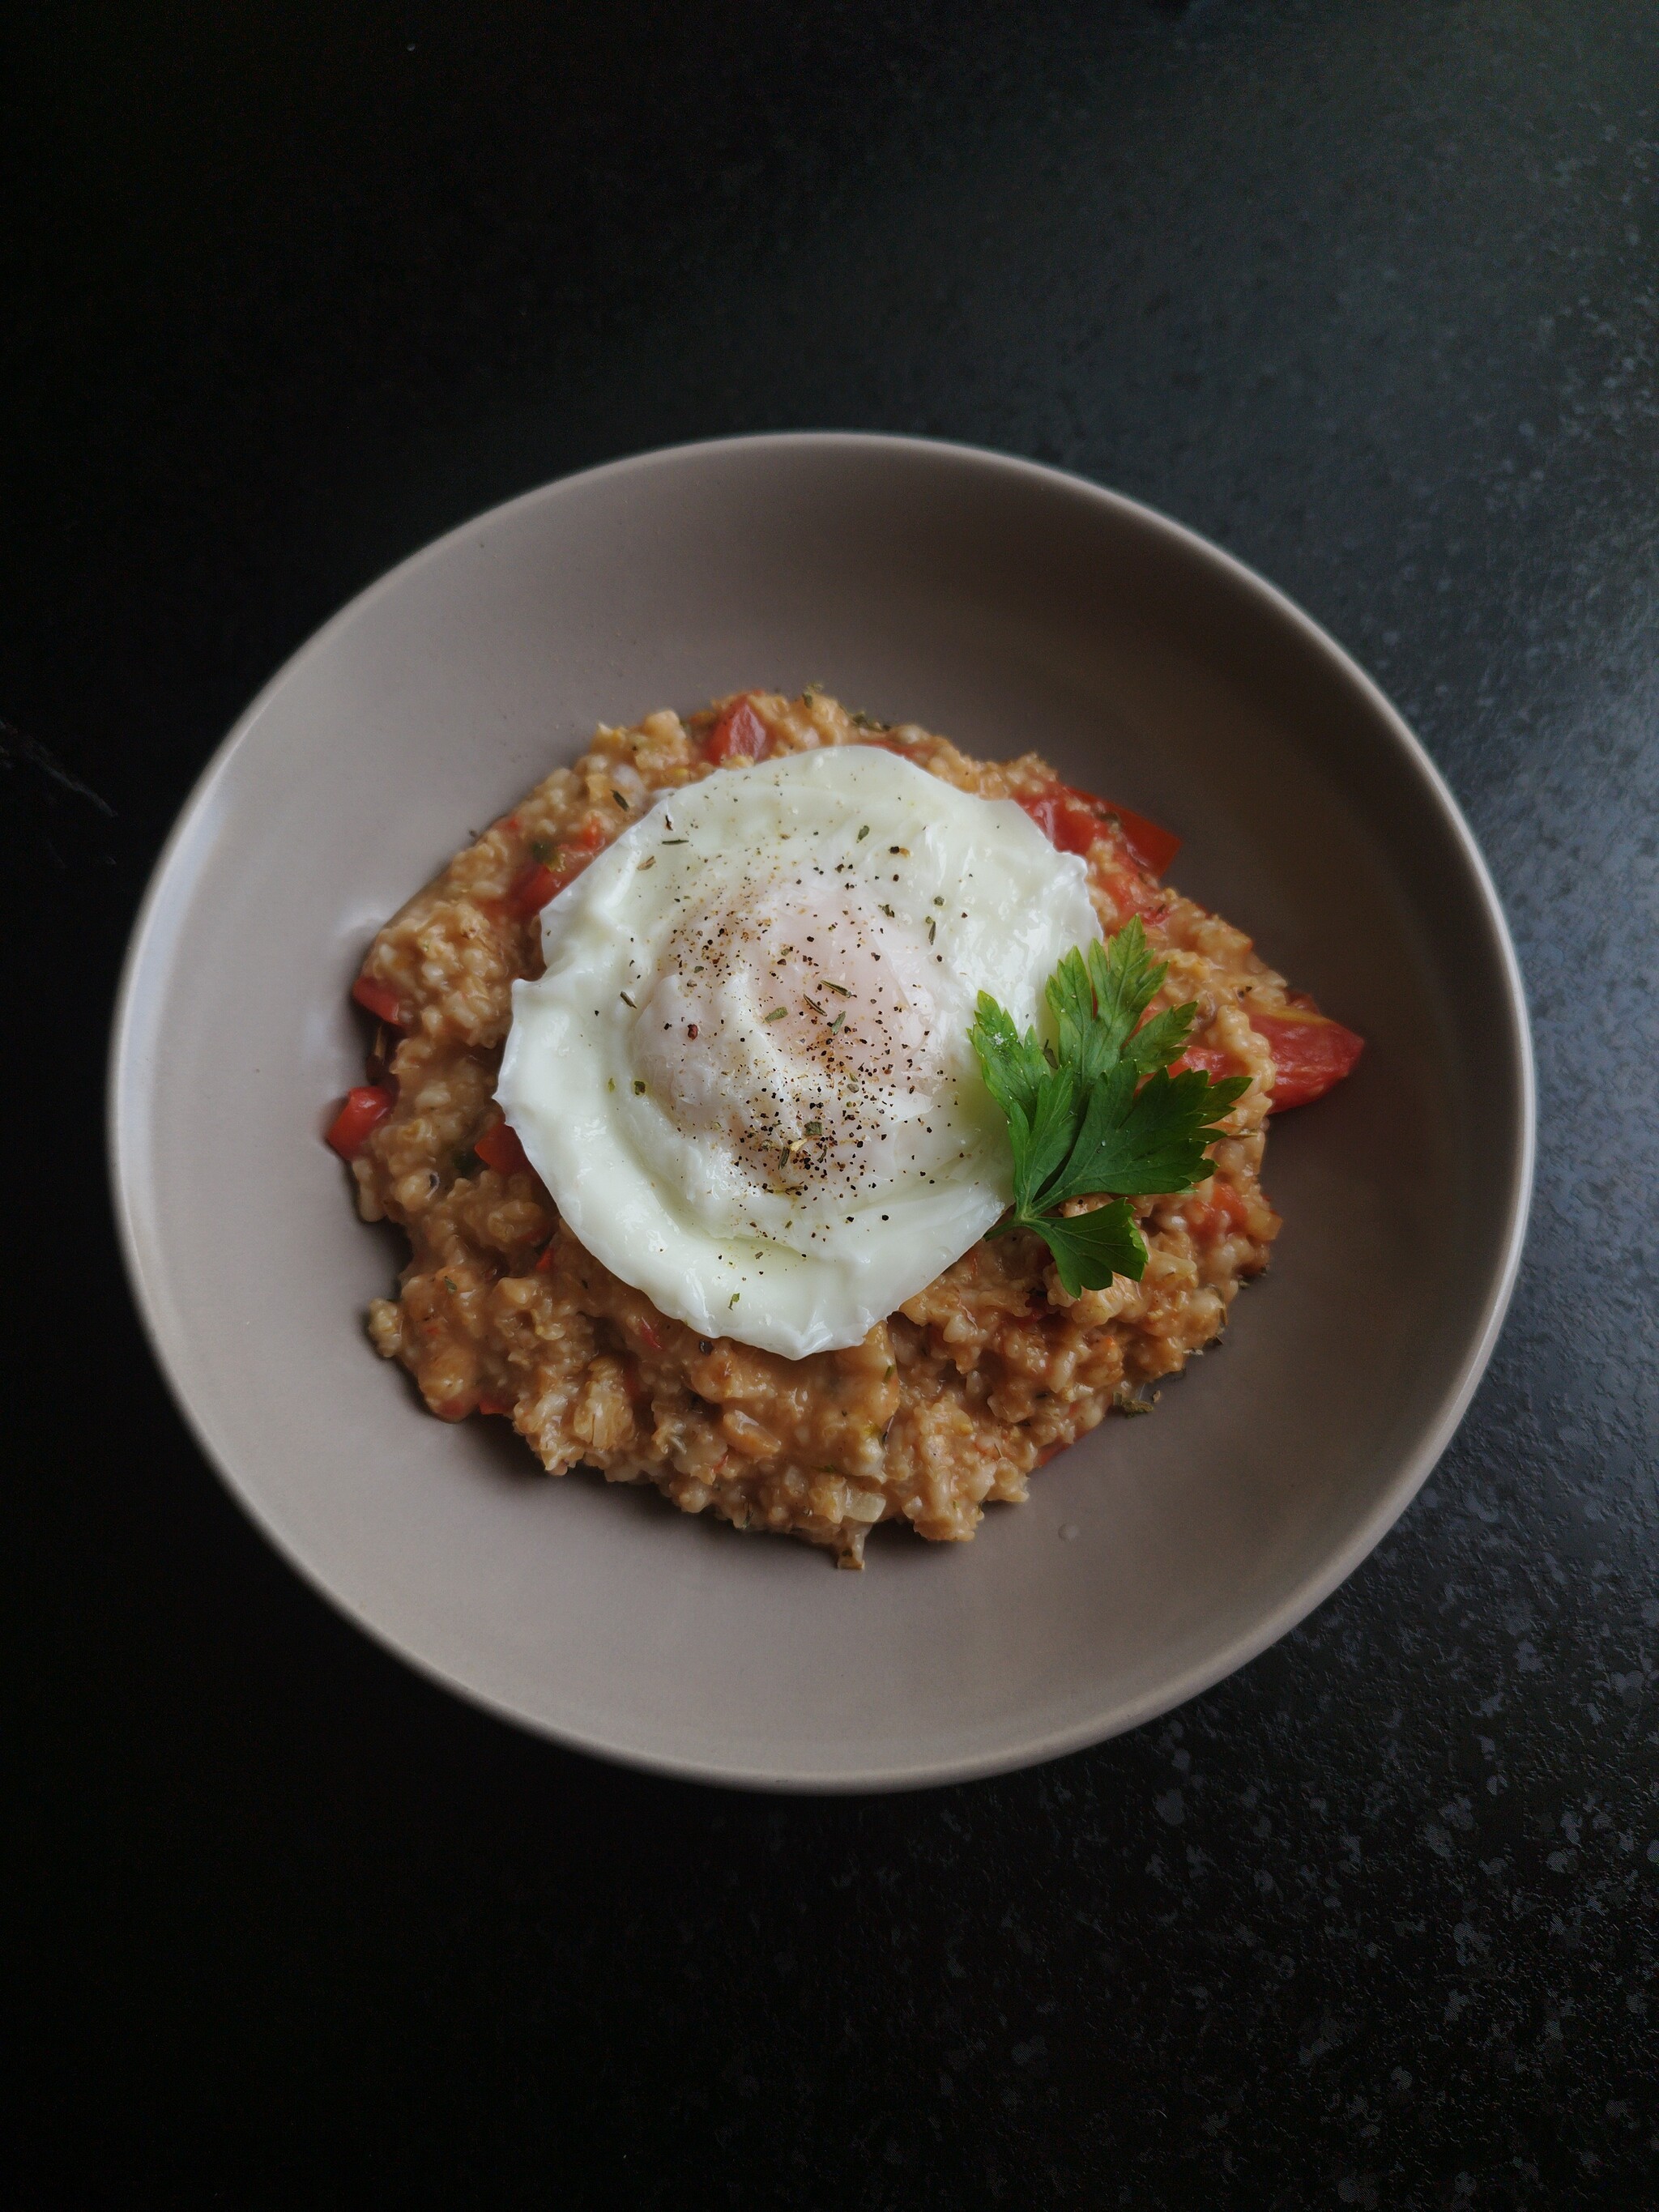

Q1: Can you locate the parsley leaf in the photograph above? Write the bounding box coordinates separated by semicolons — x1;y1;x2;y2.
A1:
1035;1200;1148;1293
970;918;1250;1297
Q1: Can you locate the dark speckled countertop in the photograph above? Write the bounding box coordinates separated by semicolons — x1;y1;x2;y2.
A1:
9;3;1656;2204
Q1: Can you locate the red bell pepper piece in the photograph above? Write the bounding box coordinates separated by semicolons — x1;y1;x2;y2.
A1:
473;1117;530;1177
352;974;404;1027
326;1085;394;1160
705;697;770;765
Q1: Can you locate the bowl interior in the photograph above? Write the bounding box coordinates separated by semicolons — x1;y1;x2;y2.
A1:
111;436;1529;1788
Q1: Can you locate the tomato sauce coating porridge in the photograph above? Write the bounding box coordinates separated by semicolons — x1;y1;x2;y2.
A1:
333;690;1359;1566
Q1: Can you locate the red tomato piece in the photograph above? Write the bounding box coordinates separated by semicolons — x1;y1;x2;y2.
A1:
1216;1182;1250;1230
1016;788;1100;856
1173;1040;1235;1083
326;1084;394;1160
706;697;770;765
534;1240;557;1272
473;1117;530;1176
507;860;573;918
1017;784;1182;876
1106;801;1182;878
1188;1181;1251;1240
1250;1010;1365;1111
635;1316;663;1354
1100;867;1166;926
352;974;404;1027
476;1396;514;1418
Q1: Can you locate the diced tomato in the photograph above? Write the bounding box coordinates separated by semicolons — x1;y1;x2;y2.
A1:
1187;1181;1251;1240
507;820;608;917
635;1315;663;1354
1017;783;1182;876
326;1084;394;1160
474;1116;530;1176
1174;1040;1235;1083
1017;786;1102;856
1175;1008;1363;1112
352;974;404;1027
1107;801;1182;879
1250;1009;1365;1111
477;1396;514;1418
1222;1182;1252;1230
706;696;770;766
534;1239;557;1272
507;859;573;918
1099;867;1166;926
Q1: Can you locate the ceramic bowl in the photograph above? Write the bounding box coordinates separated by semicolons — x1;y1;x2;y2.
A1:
109;435;1533;1789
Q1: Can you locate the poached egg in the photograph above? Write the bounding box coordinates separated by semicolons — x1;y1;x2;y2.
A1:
497;744;1098;1357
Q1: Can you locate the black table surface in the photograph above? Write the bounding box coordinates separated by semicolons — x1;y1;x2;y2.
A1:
10;3;1657;2204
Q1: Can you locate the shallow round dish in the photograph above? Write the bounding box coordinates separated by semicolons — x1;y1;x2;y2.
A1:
109;434;1533;1791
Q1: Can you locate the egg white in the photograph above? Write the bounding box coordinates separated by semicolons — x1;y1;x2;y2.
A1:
497;745;1098;1358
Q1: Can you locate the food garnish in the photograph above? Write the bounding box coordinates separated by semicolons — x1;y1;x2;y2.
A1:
970;918;1249;1296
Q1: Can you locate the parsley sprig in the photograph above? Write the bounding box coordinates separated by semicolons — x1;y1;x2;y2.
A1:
970;918;1250;1297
